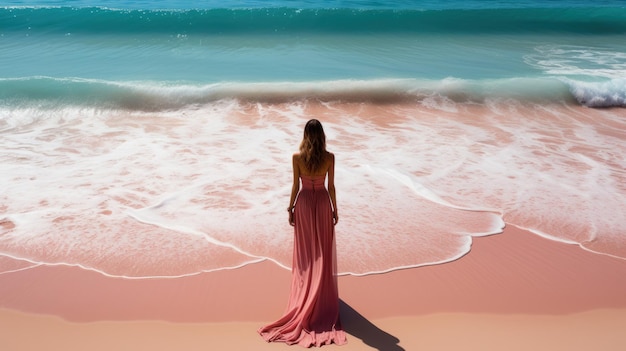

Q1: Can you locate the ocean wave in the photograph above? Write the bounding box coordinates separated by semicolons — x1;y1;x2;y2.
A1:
565;78;626;108
3;76;625;110
2;6;626;35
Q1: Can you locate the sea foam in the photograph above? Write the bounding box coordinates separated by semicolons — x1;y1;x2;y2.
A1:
2;96;625;278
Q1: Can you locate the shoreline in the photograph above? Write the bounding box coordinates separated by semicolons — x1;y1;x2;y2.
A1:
1;225;626;349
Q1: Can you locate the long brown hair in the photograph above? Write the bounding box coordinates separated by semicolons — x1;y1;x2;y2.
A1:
299;119;326;172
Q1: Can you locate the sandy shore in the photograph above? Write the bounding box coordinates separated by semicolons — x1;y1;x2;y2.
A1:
2;225;626;350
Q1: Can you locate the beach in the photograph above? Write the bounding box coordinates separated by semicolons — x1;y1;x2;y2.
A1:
2;1;626;350
2;225;626;350
2;87;626;351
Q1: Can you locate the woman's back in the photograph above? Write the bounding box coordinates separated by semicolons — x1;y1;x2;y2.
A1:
295;151;333;177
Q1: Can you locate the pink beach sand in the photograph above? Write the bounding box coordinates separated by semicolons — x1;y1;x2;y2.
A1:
2;225;626;350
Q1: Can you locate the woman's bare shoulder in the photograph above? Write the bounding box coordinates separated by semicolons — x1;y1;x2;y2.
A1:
325;151;335;161
322;151;335;170
292;153;303;168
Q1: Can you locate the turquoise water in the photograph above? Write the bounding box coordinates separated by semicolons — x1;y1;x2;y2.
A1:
1;1;626;106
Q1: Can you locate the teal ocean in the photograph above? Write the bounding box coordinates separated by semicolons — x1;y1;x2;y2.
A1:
2;1;626;107
1;1;625;277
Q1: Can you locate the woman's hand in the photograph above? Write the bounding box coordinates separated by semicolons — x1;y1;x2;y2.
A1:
333;211;339;225
288;209;295;226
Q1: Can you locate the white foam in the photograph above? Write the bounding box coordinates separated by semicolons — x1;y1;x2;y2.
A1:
1;97;625;278
565;78;626;107
524;44;626;106
525;44;626;79
0;253;41;275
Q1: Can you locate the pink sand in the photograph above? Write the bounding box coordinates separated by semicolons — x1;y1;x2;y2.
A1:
2;226;626;350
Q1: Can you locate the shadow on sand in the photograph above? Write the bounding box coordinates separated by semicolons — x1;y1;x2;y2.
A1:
339;300;405;351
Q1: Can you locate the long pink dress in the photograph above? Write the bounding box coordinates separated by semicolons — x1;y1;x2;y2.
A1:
259;175;347;347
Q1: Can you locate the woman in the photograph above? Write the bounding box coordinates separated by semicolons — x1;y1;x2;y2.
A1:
259;119;347;347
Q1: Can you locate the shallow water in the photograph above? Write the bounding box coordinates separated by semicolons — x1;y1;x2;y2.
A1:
1;0;625;277
2;98;624;277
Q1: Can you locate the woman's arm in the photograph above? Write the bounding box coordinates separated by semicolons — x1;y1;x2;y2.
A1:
327;152;338;225
287;153;300;226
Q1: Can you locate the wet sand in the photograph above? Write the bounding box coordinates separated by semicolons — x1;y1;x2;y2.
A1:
1;225;626;350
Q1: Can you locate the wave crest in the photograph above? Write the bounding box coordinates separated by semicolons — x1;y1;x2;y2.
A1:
2;6;626;35
4;76;625;110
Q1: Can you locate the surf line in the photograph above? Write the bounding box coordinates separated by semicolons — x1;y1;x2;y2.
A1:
125;206;291;272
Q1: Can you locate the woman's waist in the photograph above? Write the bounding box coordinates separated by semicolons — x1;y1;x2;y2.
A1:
300;184;328;192
300;175;325;187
